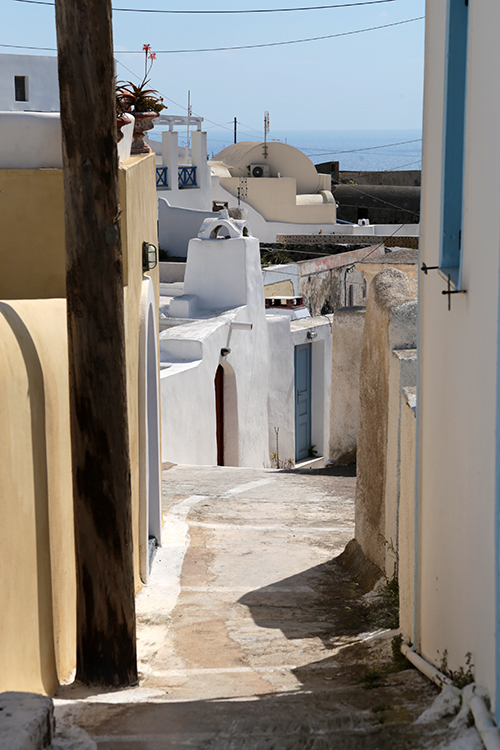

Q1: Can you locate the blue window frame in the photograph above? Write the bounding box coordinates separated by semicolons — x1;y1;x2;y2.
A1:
440;0;469;289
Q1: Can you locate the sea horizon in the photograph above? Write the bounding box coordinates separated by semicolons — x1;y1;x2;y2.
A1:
151;127;422;172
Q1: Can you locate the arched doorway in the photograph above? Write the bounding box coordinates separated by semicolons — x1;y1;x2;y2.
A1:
214;362;239;467
215;365;224;465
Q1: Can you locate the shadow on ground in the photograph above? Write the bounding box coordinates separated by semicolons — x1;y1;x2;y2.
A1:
55;553;462;750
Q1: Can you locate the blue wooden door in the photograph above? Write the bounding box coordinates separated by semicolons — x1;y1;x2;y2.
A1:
295;343;312;462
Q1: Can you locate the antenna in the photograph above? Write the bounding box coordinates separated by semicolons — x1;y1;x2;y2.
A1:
263;111;269;159
234;116;237;144
186;90;192;161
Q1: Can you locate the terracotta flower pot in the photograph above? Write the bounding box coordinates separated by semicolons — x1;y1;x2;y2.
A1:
131;111;159;155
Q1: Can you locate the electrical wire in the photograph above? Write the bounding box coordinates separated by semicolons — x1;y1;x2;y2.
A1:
1;16;424;56
303;137;422;157
332;183;420;217
13;0;410;13
113;17;425;53
259;221;416;280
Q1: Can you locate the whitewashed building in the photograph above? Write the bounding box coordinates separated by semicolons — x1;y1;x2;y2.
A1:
159;214;332;467
0;53;59;111
153;121;419;257
402;0;500;720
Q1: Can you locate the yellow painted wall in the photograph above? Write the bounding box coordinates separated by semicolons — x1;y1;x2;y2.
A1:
0;299;75;695
263;280;294;297
0;153;159;692
0;169;66;298
119;154;159;590
219;176;336;224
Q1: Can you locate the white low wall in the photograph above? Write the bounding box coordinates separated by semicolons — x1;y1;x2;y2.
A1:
0;112;62;169
0;111;133;169
158;198;217;258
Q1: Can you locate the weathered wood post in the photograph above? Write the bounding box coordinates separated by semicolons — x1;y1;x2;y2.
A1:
54;0;137;686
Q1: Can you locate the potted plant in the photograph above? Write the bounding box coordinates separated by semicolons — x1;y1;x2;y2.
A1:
116;44;166;155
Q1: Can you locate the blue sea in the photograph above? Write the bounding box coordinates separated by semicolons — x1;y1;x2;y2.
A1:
152;127;422;172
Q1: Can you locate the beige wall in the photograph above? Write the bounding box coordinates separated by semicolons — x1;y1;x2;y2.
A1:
329;307;365;464
355;269;417;571
0;154;159;693
384;349;417;576
357;263;417;289
219;176;336;225
0;299;74;695
215;141;328;195
0;169;66;298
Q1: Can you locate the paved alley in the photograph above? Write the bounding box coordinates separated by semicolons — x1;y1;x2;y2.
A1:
53;465;480;749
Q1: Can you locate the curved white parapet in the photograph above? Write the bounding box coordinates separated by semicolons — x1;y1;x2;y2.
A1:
0;111;136;169
0;111;62;168
198;209;250;240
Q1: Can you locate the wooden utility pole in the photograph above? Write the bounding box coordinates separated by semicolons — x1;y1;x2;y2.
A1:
54;0;137;686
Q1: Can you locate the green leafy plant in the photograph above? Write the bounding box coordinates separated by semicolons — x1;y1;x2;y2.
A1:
261;249;293;267
438;650;475;689
116;44;166;114
271;452;294;469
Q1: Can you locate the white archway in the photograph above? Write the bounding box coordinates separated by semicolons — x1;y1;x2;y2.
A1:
139;277;162;583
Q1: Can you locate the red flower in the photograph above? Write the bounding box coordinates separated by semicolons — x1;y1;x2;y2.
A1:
142;43;151;52
149;52;156;60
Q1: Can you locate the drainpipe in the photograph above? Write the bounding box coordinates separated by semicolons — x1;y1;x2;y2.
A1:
400;643;500;750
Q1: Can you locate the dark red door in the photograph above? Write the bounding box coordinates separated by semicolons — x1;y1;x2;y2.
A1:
215;365;224;466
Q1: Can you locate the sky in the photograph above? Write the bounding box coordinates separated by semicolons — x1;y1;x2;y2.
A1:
2;0;426;135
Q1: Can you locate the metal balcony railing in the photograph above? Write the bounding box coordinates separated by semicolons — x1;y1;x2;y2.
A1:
156;165;198;189
156;167;168;188
178;166;197;188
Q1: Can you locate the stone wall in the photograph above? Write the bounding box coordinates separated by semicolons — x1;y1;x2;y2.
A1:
329;306;366;464
355;268;417;571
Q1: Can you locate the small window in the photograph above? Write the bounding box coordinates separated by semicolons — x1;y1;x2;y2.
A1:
14;76;27;102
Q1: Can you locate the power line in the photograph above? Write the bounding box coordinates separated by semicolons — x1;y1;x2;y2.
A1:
1;16;424;56
13;0;407;13
332;183;420;217
304;137;422;157
114;17;425;53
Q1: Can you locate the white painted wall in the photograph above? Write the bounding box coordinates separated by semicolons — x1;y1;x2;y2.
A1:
138;277;161;583
157;130;212;211
0;111;132;169
0;112;62;168
160;224;270;468
0;54;59;111
414;0;500;708
158;198;217;258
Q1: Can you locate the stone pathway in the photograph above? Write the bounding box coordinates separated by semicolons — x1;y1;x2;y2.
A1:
53;465;481;749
